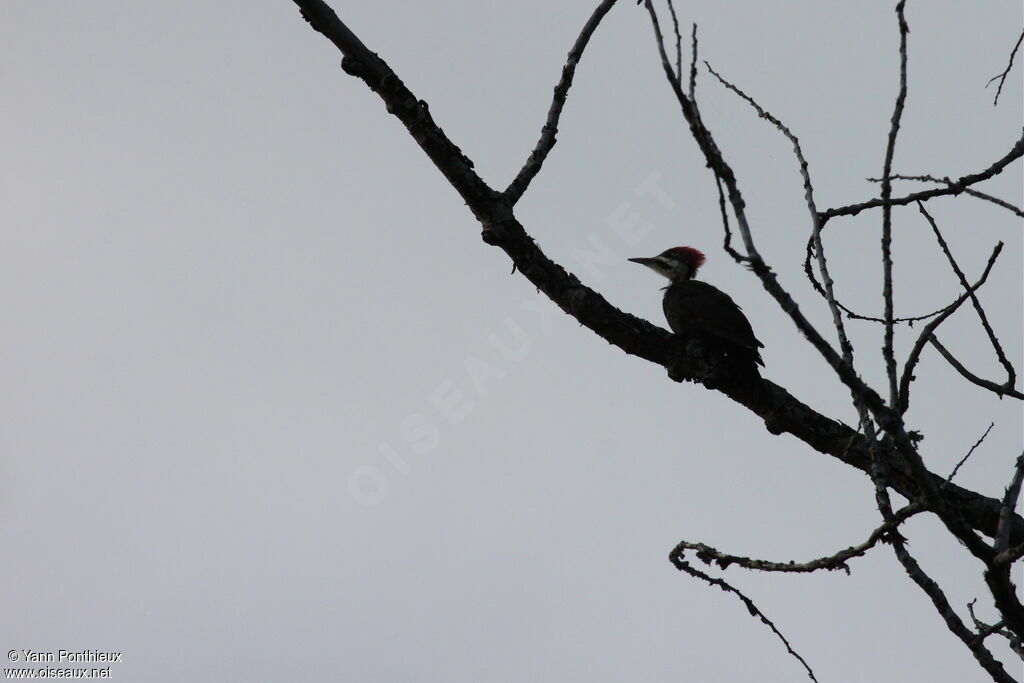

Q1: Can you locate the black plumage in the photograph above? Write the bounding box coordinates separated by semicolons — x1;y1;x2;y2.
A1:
663;278;764;369
630;246;764;374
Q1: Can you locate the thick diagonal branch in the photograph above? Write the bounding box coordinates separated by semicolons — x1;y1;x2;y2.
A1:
287;0;1024;550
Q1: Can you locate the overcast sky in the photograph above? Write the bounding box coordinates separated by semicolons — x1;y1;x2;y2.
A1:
2;1;1022;681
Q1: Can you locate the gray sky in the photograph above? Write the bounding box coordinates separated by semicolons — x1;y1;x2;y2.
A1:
2;1;1022;681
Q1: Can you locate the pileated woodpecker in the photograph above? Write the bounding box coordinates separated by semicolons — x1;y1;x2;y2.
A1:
629;247;764;373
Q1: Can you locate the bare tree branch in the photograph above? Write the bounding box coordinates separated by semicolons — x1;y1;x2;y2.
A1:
688;22;698;100
868;435;1015;682
930;336;1024;401
996;454;1024;552
880;0;910;407
986;452;1024;643
673;502;925;575
867;418;1014;681
291;0;499;224
868;174;1024;217
801;250;985;324
986;28;1024;106
714;170;746;263
805;142;1022;322
818;130;1024;223
969;600;1006;641
985;569;1024;644
504;0;619;204
669;554;819;681
945;423;996;488
917;202;1018;391
896;242;1003;413
665;0;683;86
968;600;1024;661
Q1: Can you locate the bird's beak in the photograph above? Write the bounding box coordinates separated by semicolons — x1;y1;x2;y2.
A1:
628;256;657;267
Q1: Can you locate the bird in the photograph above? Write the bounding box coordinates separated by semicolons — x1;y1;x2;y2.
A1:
629;246;764;374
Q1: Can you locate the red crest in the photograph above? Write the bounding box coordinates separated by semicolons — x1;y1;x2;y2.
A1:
664;246;706;270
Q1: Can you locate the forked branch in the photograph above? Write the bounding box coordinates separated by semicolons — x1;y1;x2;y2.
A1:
818;132;1024;223
867;174;1024;217
987;29;1024;106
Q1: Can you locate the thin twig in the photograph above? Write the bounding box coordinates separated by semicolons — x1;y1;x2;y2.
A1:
800;248;980;324
897;242;1003;413
930;336;1024;401
674;502;925;575
986;29;1024;106
966;600;1023;660
966;600;988;631
944;423;995;488
715;173;746;262
880;0;910;407
867;174;1024;217
968;599;1006;641
669;555;819;681
688;23;698;100
504;0;619;204
917;202;1017;391
665;0;683;86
